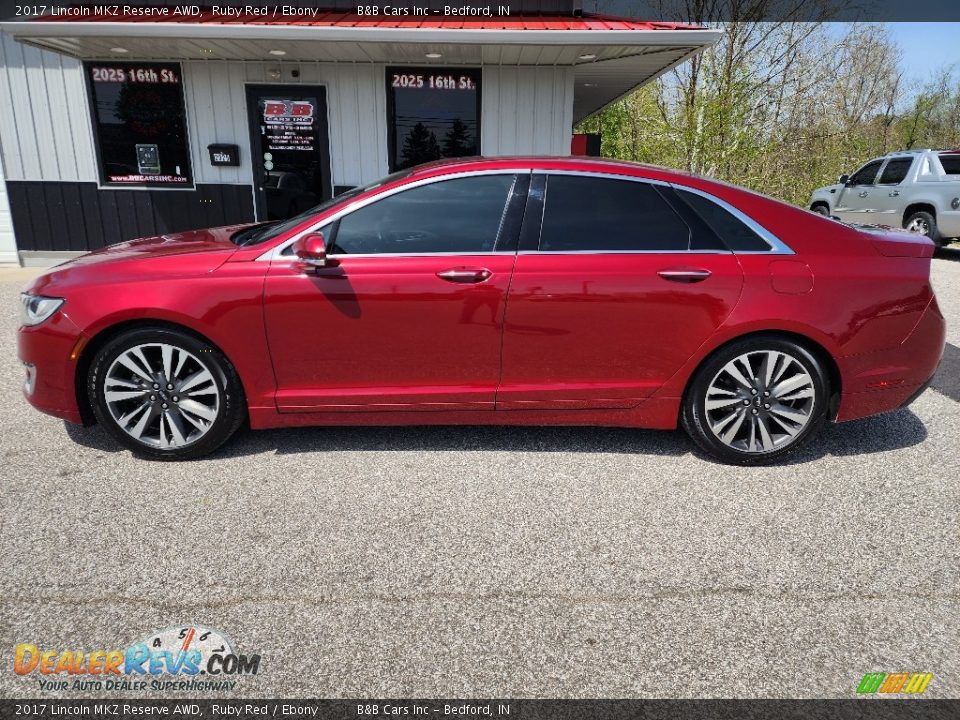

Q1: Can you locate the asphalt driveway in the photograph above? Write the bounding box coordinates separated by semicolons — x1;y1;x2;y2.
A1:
1;254;958;699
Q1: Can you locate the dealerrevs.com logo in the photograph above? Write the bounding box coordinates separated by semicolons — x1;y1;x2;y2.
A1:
14;625;261;693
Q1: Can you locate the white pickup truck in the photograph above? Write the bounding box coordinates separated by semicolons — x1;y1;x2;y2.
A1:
809;149;960;246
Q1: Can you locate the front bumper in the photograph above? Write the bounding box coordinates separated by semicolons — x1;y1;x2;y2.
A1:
17;312;86;424
835;296;946;422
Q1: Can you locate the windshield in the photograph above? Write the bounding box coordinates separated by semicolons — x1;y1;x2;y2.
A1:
232;170;412;247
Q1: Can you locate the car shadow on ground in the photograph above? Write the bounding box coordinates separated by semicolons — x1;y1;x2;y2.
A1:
64;407;928;466
934;245;960;261
932;342;960;403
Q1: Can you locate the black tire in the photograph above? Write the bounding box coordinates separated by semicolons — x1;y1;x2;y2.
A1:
681;336;829;465
88;326;246;460
904;210;944;246
811;203;830;217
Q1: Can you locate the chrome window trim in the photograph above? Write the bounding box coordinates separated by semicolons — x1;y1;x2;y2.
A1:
258;166;794;260
298;251;519;259
534;170;793;255
670;184;795;255
536;170;716;254
256;168;529;261
536;168;672;187
516;249;732;256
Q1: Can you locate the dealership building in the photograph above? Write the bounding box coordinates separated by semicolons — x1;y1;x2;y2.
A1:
0;2;718;265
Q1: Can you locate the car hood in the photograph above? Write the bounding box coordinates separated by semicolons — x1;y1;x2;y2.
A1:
27;224;253;295
66;224;249;266
811;183;843;198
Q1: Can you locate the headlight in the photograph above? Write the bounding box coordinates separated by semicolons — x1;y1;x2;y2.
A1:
19;293;64;327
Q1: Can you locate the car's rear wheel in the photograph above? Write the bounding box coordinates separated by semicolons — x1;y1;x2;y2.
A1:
88;327;245;460
904;210;944;246
681;336;829;465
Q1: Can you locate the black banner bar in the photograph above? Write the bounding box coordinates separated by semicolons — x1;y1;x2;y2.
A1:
3;1;960;23
1;700;958;720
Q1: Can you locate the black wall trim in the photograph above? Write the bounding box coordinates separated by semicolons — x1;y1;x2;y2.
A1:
5;181;255;252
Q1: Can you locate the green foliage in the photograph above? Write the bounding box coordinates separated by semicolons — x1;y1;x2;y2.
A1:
576;24;960;207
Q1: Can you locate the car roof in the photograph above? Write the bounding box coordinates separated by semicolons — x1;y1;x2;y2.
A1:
408;155;693;180
885;148;960;157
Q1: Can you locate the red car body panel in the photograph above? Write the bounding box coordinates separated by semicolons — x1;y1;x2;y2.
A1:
263;254;515;411
498;252;744;409
17;156;945;440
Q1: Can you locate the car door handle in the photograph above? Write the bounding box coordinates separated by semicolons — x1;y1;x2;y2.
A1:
437;267;492;283
858;191;869;197
889;190;900;197
657;268;712;283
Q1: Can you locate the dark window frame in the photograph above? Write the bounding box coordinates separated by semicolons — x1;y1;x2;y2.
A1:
83;60;194;189
385;66;482;173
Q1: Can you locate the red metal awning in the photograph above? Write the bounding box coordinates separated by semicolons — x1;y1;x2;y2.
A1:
28;10;703;32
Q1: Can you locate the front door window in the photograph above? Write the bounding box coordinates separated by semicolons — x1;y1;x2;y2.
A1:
330;175;515;255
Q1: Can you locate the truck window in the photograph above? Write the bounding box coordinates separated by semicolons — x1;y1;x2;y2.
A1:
878;158;913;185
939;154;960;175
848;160;882;185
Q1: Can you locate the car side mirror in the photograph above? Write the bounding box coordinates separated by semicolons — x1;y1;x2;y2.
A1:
292;232;335;269
838;174;850;185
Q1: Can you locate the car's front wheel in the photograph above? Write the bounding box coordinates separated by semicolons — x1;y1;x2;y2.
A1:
88;327;245;460
811;203;830;216
681;337;829;465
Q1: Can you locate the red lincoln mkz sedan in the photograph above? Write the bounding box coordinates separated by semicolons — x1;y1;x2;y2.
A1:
18;157;945;464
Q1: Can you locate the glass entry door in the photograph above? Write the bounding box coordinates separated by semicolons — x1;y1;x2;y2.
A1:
245;85;332;220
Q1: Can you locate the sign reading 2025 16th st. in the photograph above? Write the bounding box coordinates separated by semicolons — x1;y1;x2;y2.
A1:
89;65;180;84
13;625;261;693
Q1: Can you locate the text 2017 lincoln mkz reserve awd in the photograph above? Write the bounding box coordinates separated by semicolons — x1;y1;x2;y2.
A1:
18;157;946;464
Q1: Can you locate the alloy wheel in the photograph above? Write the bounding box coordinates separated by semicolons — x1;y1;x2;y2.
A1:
103;343;220;449
703;350;816;454
906;217;930;234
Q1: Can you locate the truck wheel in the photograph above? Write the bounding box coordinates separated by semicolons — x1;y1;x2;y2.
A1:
811;203;830;216
904;210;944;246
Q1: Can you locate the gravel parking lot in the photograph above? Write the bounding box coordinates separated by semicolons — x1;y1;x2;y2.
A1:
1;254;958;699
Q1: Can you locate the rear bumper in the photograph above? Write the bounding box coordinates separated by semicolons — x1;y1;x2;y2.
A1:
835;296;946;422
17;313;85;425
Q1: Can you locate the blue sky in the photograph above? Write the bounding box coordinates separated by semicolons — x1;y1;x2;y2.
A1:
885;23;960;81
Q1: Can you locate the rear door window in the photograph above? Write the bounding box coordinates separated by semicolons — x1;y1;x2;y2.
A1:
878;158;913;185
539;175;690;252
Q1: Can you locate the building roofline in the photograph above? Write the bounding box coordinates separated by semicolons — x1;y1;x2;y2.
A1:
0;13;721;47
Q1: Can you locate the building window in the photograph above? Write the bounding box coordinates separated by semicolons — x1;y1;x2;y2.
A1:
386;67;481;172
84;62;193;187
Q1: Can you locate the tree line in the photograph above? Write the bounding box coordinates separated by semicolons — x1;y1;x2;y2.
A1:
576;19;960;207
